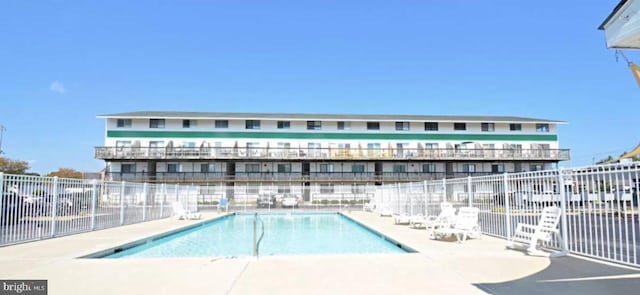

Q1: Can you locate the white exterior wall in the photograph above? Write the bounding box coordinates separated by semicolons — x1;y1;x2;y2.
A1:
102;115;564;180
105;118;560;150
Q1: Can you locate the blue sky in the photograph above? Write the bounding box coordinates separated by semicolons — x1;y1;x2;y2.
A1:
0;0;637;174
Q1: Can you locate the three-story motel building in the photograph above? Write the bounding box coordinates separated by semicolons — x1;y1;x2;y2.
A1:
95;111;570;200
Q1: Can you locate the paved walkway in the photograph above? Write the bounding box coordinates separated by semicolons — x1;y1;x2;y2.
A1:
0;211;639;294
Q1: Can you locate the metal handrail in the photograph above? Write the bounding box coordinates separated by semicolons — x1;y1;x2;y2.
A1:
95;146;571;161
252;213;265;258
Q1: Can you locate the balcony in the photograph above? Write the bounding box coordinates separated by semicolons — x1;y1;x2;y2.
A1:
96;146;571;161
104;171;480;183
106;172;228;182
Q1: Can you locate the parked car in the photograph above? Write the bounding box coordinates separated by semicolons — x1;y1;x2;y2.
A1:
281;194;300;208
256;194;277;208
1;191;26;225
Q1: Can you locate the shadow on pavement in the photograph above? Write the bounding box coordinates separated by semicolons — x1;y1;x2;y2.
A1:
474;255;640;295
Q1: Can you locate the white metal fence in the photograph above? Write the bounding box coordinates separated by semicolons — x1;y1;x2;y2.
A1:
2;163;639;268
0;173;198;246
370;163;640;267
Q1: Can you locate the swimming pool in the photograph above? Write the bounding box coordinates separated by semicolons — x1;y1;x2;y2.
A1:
102;213;410;258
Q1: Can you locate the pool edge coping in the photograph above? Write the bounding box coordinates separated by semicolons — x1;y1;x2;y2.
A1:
81;211;416;259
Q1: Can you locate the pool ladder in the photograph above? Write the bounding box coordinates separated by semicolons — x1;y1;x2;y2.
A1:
253;213;265;258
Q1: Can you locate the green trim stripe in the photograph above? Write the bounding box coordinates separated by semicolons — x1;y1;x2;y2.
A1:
107;130;557;141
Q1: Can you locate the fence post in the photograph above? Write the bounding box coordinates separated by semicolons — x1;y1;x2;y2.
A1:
557;168;570;254
192;185;198;212
467;176;473;207
442;178;447;203
503;173;511;240
90;180;98;231
120;181;126;225
142;183;148;221
396;183;401;214
0;173;4;242
174;185;179;203
423;180;428;215
160;183;166;217
50;176;59;237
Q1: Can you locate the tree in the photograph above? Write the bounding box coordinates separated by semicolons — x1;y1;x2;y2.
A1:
0;156;30;174
47;168;83;179
595;155;615;165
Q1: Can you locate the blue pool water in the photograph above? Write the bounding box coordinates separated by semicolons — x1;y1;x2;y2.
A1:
104;213;407;258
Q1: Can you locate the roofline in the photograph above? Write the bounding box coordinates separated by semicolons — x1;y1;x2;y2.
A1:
97;111;567;124
599;0;629;30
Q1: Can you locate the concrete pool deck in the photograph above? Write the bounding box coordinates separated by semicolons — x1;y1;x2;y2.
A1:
0;211;639;294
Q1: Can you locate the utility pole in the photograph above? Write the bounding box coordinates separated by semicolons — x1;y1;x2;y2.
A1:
0;125;5;155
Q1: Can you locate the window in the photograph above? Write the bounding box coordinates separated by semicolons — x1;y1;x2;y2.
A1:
247;186;260;194
422;163;436;173
277;142;291;151
245;120;261;129
277;121;290;129
481;123;495;132
320;184;334;194
182;120;196;128
121;164;136;173
337;121;351;130
536;123;549;132
392;164;407;173
308;142;321;151
215;120;228;128
462;164;476;173
245;163;261;173
453;123;466;131
509;123;522;131
246;142;260;156
351;184;366;194
149;141;164;155
424;143;439;149
149;119;165;128
367;143;381;149
395;121;409;131
366;122;380;130
307;121;322;130
277;185;291;193
319;164;334;173
199;185;217;196
116;119;131;128
277;164;291;173
530;164;543;171
167;163;180;173
181;142;196;148
352;164;365;173
200;163;215;173
424;122;438;131
491;164;504;173
116;141;132;150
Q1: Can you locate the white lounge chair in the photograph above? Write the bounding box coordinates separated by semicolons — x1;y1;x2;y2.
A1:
377;205;393;217
171;201;202;220
409;202;456;229
431;207;481;243
364;202;376;212
393;212;412;225
506;206;566;257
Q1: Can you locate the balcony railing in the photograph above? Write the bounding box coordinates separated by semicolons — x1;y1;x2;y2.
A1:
95;146;570;161
104;171;496;182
